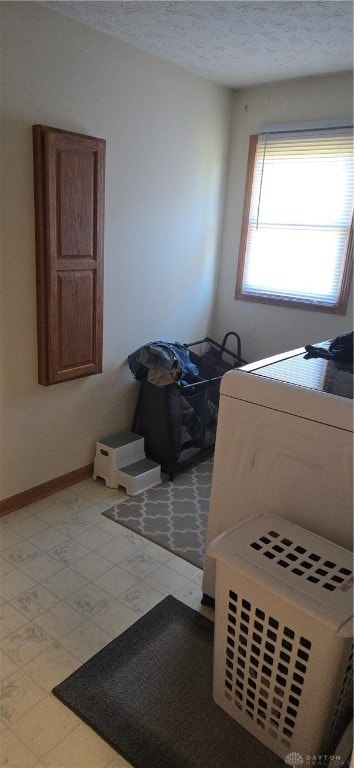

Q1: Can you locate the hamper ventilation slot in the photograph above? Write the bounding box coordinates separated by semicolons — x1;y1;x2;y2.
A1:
249;530;352;591
327;646;353;748
224;590;309;746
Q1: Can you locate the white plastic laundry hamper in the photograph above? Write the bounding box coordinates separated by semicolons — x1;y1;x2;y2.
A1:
208;515;353;762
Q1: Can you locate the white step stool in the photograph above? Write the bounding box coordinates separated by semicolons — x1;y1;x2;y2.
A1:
95;431;145;467
116;458;161;496
93;431;161;495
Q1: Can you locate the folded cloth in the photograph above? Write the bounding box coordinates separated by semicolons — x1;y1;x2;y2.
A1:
128;341;199;382
147;368;180;387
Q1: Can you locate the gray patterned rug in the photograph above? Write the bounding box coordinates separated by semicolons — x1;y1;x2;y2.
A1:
102;459;213;569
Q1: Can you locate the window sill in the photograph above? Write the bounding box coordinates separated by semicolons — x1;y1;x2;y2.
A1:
234;291;348;315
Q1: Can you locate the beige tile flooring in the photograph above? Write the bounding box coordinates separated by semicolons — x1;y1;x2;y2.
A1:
0;477;214;768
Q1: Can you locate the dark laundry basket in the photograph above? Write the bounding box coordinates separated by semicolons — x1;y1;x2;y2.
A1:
132;333;246;479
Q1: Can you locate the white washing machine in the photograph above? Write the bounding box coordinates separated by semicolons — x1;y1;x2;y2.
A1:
202;342;353;601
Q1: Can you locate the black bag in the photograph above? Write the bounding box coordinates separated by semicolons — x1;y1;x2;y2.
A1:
304;331;353;367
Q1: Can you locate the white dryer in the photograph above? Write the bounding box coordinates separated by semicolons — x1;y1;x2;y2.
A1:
202;343;353;601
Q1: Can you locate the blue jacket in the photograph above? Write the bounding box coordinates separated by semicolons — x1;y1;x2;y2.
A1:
128;341;199;382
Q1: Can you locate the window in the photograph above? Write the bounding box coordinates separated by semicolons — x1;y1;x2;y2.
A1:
235;126;353;314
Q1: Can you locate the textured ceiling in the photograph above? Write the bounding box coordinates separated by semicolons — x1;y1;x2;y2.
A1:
42;1;353;88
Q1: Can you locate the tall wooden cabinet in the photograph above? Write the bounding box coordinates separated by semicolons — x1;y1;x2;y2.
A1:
33;125;106;385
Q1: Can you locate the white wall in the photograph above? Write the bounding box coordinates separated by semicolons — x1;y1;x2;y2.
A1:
0;2;231;500
212;73;353;362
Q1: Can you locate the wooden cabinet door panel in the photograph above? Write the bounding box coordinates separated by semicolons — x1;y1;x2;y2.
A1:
55;271;96;379
33;125;105;385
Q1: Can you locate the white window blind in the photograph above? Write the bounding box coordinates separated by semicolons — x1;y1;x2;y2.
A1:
241;126;353;308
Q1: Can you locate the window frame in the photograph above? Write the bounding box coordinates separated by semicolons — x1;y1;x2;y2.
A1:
235;132;353;315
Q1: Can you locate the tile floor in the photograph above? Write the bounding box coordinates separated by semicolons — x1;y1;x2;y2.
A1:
0;477;214;768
